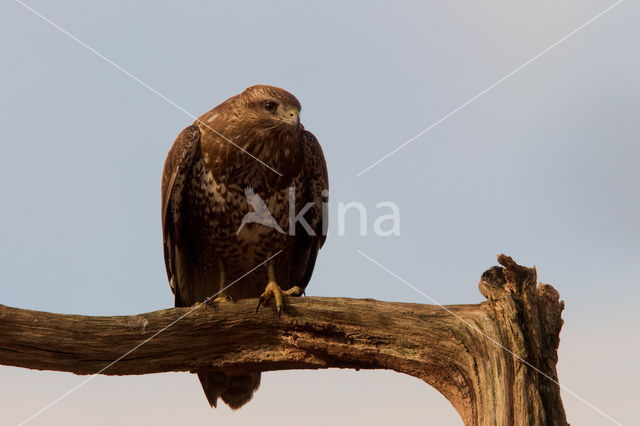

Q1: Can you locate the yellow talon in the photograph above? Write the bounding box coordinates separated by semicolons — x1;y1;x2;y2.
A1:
255;264;304;317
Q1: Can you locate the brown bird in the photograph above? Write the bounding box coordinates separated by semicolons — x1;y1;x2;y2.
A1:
161;85;328;409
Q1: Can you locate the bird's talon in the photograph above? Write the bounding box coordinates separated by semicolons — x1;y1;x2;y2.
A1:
256;297;265;313
255;281;303;318
208;293;234;308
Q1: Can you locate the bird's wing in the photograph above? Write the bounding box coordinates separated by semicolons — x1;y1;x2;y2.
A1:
292;130;329;288
161;124;201;305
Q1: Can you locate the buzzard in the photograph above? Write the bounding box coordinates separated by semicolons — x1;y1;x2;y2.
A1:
161;85;328;409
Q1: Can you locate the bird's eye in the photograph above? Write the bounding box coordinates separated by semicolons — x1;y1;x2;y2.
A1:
263;101;278;112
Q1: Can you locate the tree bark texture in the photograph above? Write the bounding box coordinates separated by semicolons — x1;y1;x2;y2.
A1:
0;255;567;425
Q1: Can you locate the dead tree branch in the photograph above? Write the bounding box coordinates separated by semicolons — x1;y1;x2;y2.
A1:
0;255;567;425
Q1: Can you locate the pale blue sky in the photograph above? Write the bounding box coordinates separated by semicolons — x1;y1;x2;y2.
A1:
1;1;638;425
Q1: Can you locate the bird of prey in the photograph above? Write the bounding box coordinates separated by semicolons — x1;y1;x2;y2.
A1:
161;85;328;409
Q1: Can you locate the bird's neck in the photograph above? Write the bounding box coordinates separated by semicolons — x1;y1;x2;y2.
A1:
202;127;304;192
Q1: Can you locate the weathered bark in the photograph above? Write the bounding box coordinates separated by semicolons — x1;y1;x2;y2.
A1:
0;255;567;425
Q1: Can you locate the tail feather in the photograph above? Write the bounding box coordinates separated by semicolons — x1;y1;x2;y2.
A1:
197;372;227;408
197;372;261;410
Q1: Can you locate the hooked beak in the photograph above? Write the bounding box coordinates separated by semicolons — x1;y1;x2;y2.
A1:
288;108;300;126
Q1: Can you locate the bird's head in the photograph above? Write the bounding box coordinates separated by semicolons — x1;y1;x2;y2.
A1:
238;85;303;131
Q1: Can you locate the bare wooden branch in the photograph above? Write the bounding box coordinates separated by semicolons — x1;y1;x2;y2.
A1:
0;255;567;425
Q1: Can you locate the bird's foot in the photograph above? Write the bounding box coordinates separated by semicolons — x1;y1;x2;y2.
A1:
204;292;235;307
255;282;304;318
